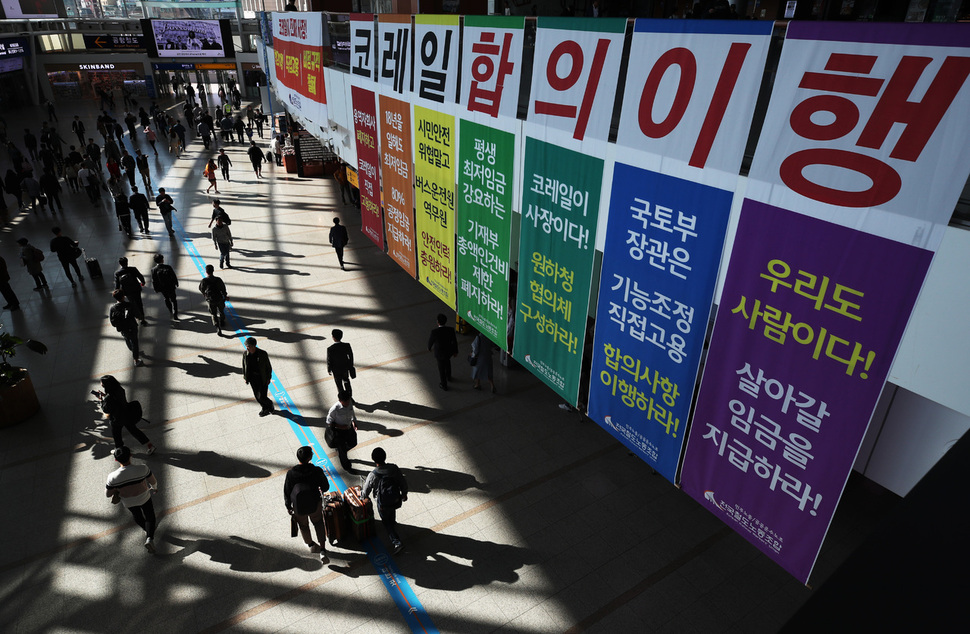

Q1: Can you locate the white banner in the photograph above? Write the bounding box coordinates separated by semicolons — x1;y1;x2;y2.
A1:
413;15;460;107
377;15;412;97
349;13;376;85
460;16;525;123
272;12;328;133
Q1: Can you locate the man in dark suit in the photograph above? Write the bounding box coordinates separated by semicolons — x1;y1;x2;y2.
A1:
427;313;458;390
329;217;349;270
327;329;355;398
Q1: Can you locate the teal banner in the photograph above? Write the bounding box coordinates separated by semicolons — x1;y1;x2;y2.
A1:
456;119;514;347
514;137;602;403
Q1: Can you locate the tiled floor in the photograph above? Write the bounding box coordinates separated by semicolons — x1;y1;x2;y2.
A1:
0;97;899;633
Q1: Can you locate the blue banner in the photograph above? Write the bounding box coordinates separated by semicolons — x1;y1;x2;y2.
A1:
587;163;732;481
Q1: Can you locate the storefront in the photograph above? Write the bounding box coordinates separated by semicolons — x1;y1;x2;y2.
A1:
152;61;239;103
45;61;148;101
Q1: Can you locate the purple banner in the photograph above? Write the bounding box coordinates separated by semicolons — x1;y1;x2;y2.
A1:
679;199;932;583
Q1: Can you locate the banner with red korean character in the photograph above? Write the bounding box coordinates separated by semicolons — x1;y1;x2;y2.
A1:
515;137;602;404
587;164;732;483
413;105;457;308
528;18;626;143
460;16;525;122
272;12;327;129
413;15;460;107
377;14;411;97
680;199;933;583
379;94;416;278
747;22;970;250
348;13;376;84
351;86;383;249
617;20;772;187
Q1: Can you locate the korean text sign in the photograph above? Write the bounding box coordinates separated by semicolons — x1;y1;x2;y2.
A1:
349;13;375;82
272;11;327;125
351;86;383;248
377;14;411;96
413;105;457;308
588;164;731;482
460;16;525;121
379;95;416;278
528;18;626;143
515;137;602;403
747;22;970;250
680;200;932;583
413;15;460;105
456;119;514;347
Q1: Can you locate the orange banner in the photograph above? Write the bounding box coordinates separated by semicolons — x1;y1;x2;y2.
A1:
378;94;416;278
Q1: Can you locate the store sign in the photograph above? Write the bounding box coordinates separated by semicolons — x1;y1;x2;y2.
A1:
196;63;237;70
152;63;197;71
0;37;28;58
83;34;145;51
79;64;117;70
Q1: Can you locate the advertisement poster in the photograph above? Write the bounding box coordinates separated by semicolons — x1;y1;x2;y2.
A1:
379;95;416;278
413;105;457;308
680;199;932;583
351;86;383;248
456;119;514;347
514;137;602;403
587;164;731;481
150;19;229;57
272;12;327;130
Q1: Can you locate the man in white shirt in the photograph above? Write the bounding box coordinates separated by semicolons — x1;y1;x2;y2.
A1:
106;446;159;553
326;391;358;472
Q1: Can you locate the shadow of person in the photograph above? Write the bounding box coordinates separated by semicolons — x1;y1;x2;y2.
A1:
353;400;442;421
275;408;327;428
354;418;404;438
230;265;310;276
239;327;327;344
233;247;304;259
163;534;319;572
159;449;273;478
154;354;239;379
399;466;486;495
169;314;228;334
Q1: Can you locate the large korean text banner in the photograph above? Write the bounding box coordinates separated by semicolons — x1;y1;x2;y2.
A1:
272;12;327;130
351;86;383;248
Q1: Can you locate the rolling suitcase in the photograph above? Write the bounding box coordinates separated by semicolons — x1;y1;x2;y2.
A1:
323;491;350;545
83;250;103;279
343;486;375;541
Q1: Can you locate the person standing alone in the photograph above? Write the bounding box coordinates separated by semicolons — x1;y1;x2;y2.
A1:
326;329;355;398
243;337;274;416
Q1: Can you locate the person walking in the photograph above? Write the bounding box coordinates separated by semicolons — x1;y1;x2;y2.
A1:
212;216;233;269
326;390;357;472
39;168;64;213
283;446;330;561
334;162;353;204
114;194;133;237
207;199;230;228
23;129;38;161
78;165;100;205
135;149;153;194
105;446;159;554
99;375;154;451
17;238;48;290
329;217;348;270
243;337;274;415
217;148;232;181
108;290;144;366
129;186;151;234
273;135;284;165
49;227;84;288
120;150;137;189
199;264;228;334
71;115;86;146
150;253;179;320
168;128;182;158
247;141;264;178
326;329;355;398
470;331;497;393
115;257;147;324
204;158;218;193
428;313;458;390
143;126;158;155
0;255;21;311
155;188;177;237
361;447;408;554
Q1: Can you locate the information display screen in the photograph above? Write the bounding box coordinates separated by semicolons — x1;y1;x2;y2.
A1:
141;19;235;59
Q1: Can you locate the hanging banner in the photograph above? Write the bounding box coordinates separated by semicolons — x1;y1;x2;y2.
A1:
456;119;514;348
587;164;732;482
460;16;525;121
377;14;411;96
272;12;327;130
616;20;773;186
413;105;457;308
680;199;932;583
379;94;417;278
528;18;626;143
413;15;460;106
747;22;970;250
349;13;376;83
514;137;601;403
351;86;383;249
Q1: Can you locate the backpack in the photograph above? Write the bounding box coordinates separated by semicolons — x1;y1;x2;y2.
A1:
376;470;403;509
126;399;143;424
157;265;177;289
290;482;321;515
109;303;128;330
32;246;45;262
217;209;231;225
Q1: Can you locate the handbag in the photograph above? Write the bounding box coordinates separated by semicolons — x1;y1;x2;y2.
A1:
349;367;356;379
346;427;358;450
72;244;83;259
468;354;478;366
324;426;337;449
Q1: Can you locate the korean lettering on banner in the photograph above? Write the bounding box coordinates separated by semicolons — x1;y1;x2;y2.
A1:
272;11;327;128
351;86;383;249
680;200;933;583
747;22;970;250
349;13;375;82
377;14;411;95
587;164;732;482
456;119;514;347
616;20;773;178
413;15;459;105
413;105;457;308
379;94;417;278
460;16;525;121
528;18;626;143
515;137;602;403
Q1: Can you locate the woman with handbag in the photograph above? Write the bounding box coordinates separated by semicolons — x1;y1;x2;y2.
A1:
97;375;155;454
326;391;358;472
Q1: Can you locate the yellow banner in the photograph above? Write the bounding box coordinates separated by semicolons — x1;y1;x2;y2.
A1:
413;105;457;308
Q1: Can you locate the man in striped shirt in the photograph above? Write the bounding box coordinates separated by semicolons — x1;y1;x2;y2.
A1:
106;446;159;554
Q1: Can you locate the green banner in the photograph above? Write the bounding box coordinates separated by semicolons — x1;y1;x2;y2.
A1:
456;119;514;348
514;137;602;403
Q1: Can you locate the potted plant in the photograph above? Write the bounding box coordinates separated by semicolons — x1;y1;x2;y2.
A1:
0;323;48;427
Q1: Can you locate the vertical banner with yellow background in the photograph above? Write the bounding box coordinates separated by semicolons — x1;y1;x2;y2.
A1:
413;105;457;308
379;95;416;278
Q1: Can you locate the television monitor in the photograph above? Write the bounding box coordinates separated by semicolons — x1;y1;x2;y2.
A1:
0;0;59;19
141;19;235;59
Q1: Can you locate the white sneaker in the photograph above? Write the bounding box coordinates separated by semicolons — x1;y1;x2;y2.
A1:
145;538;156;554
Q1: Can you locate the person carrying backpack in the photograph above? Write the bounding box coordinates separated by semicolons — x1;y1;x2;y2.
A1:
361;447;409;554
150;253;179;320
283;446;330;561
199;264;228;334
98;375;154;453
17;237;48;290
109;289;144;366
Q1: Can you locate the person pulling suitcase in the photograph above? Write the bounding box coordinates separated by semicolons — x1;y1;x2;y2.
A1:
283;446;330;561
